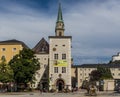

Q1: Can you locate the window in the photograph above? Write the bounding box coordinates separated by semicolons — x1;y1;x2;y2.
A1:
62;67;66;73
62;45;65;47
112;73;114;76
59;23;61;26
62;54;66;59
80;79;82;82
2;48;6;51
1;55;5;60
118;73;120;76
59;32;62;36
13;48;16;51
111;68;115;71
54;67;58;73
54;54;58;59
44;64;47;68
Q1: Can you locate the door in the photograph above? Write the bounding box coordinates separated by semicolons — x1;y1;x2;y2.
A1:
56;79;64;91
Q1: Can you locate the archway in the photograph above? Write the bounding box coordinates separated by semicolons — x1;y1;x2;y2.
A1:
56;79;64;91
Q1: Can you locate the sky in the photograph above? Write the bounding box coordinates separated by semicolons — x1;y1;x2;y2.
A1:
0;0;120;64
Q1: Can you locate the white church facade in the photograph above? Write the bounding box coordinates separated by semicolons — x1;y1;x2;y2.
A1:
32;3;72;91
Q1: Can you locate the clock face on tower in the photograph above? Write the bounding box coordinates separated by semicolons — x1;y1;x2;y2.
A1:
53;48;56;51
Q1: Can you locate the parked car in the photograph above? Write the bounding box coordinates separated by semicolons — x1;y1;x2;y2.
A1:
114;83;120;93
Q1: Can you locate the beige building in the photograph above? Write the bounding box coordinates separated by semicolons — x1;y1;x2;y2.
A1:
71;66;77;88
76;65;96;87
74;64;120;90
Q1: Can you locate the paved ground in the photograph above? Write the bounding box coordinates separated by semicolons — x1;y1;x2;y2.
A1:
0;90;120;97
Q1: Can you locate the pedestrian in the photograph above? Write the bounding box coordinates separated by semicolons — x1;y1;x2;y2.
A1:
39;84;43;94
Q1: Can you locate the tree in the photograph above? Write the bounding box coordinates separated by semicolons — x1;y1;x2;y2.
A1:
9;48;40;90
90;70;102;81
97;66;113;80
90;66;113;82
0;57;14;91
0;57;14;83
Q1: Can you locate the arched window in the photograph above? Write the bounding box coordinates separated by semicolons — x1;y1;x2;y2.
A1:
59;32;62;36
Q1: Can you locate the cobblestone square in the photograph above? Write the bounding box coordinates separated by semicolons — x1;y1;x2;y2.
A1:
0;91;120;97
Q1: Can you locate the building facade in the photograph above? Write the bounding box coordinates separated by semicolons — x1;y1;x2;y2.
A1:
32;38;49;90
75;64;120;90
0;39;28;63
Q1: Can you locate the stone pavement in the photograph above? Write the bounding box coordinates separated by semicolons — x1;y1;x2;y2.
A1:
0;90;119;97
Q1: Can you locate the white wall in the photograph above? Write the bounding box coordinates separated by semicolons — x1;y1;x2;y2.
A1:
49;38;72;90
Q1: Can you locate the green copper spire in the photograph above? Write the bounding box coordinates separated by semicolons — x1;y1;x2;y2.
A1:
57;2;63;22
55;1;65;36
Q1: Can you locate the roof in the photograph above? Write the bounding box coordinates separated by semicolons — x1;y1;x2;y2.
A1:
32;38;49;54
73;64;120;68
57;2;63;22
0;39;29;48
112;52;120;57
49;36;72;39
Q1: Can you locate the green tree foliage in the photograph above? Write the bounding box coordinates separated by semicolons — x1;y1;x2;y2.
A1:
90;70;102;81
97;66;113;79
0;57;14;83
9;48;40;86
90;66;113;81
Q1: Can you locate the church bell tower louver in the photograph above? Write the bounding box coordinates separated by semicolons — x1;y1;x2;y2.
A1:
49;1;72;91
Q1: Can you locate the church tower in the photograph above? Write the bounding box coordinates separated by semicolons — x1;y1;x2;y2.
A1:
55;3;65;36
49;2;72;91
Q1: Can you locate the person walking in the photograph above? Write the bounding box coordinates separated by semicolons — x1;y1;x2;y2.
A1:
39;84;43;94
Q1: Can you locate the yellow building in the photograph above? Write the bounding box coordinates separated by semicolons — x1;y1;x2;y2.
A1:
0;39;28;63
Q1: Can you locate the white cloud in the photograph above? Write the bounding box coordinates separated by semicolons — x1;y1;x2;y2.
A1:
0;0;120;64
62;0;120;64
0;2;56;48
